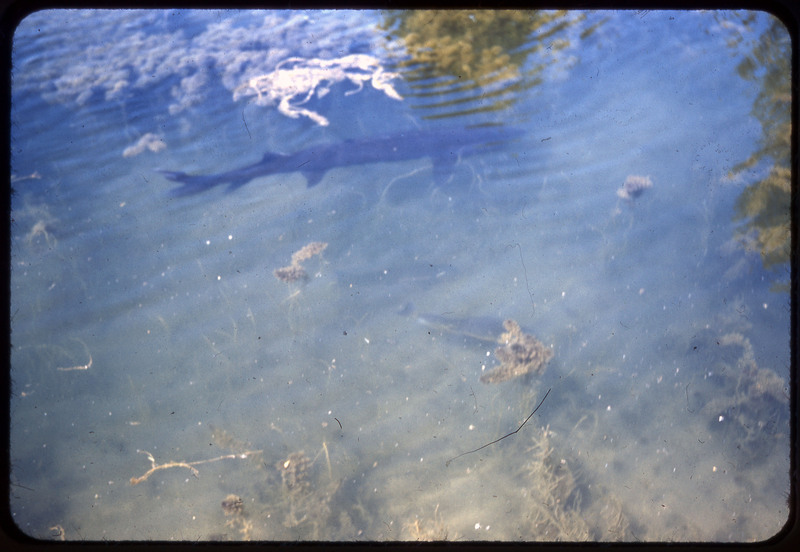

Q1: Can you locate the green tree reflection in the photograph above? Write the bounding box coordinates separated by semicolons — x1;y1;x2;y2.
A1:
727;16;791;291
381;10;589;120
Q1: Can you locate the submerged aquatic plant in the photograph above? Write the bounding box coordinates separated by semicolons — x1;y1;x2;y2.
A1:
481;319;553;383
616;175;653;201
404;504;452;541
520;426;629;541
704;331;789;453
274;241;329;283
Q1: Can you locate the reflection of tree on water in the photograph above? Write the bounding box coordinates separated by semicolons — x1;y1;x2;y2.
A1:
381;10;588;120
724;16;791;291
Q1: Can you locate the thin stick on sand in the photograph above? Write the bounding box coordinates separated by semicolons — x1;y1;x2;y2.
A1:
130;449;263;485
55;339;93;371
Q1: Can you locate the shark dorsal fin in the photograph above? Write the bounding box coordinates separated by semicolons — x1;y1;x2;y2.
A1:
261;151;287;163
301;169;326;188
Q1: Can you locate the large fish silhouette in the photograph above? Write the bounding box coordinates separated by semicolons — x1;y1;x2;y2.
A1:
159;125;523;196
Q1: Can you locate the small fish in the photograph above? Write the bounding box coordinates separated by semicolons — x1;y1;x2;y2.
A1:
400;302;505;345
415;311;505;345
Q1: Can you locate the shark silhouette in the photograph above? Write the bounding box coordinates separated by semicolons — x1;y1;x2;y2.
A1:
159;125;523;196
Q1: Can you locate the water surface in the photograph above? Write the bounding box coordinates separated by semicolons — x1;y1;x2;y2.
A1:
9;9;791;542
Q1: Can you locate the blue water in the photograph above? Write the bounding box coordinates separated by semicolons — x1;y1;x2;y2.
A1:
9;9;790;541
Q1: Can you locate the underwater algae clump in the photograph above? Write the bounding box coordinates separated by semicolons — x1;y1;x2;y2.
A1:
616;174;653;201
209;425;349;539
481;319;553;383
221;494;254;540
264;444;364;540
129;421;366;540
404;504;453;541
274;241;328;283
276;451;326;528
520;426;629;541
702;332;788;454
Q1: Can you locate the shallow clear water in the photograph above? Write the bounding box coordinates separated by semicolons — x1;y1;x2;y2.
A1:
9;9;791;541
